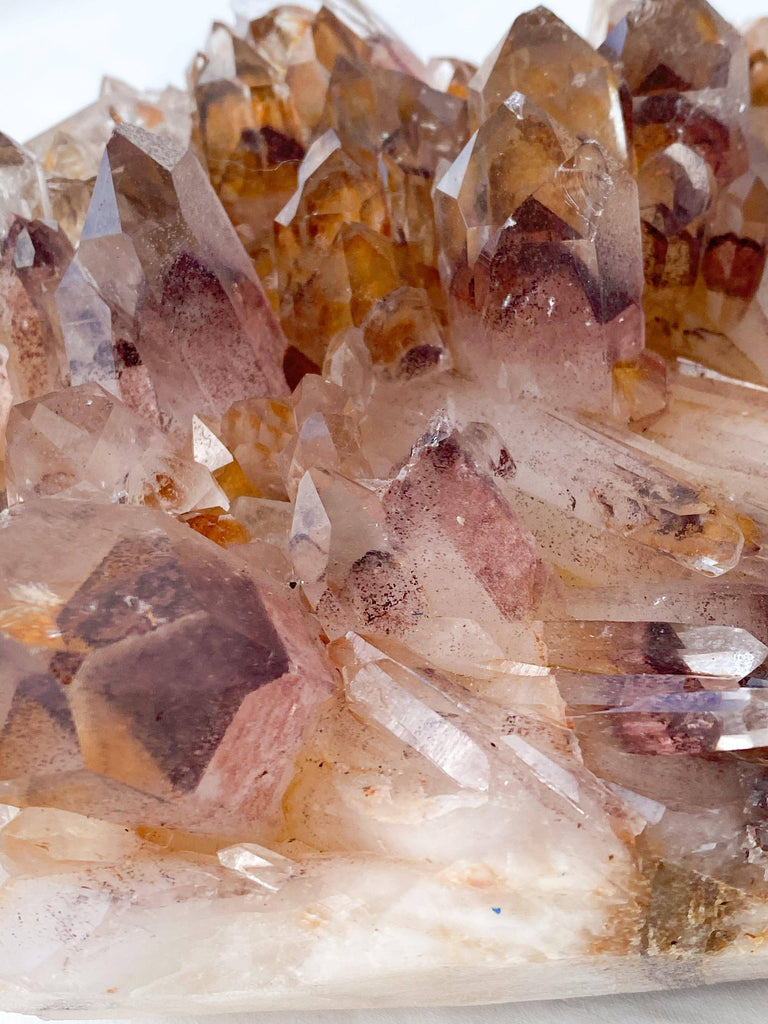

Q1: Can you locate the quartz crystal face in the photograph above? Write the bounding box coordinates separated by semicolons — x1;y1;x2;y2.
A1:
434;92;644;414
6;0;768;1015
600;0;768;381
468;7;628;161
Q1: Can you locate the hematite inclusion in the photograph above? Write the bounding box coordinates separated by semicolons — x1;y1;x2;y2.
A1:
4;0;768;1013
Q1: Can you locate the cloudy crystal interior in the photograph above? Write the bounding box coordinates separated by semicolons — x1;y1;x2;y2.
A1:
4;0;768;1014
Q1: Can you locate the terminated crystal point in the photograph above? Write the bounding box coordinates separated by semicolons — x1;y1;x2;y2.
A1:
384;423;543;624
5;383;227;512
191;20;305;190
190;20;307;302
544;620;768;677
0;217;72;500
0;218;71;406
468;7;628;162
605;0;749;121
324;56;468;171
24;77;192;245
8;0;768;1015
362;373;747;577
435;92;644;413
56;123;288;438
0;499;336;836
311;0;427;80
291;469;332;584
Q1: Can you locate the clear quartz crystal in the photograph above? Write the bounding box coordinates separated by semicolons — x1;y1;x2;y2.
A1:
5;0;768;1015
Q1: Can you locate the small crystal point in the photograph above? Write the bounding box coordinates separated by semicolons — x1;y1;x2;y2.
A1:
5;383;227;512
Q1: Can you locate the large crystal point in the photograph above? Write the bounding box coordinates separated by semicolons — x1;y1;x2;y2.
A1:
435;93;644;413
362;374;747;577
383;421;542;624
55;124;288;438
468;7;628;162
0;499;336;836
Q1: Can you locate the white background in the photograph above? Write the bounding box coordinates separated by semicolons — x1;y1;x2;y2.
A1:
1;0;768;142
1;0;768;1020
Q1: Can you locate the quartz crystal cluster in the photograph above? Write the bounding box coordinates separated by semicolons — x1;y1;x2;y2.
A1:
6;0;768;1014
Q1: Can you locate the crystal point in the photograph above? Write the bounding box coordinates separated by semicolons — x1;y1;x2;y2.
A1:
0;499;336;836
468;7;628;162
435;92;644;414
55;123;289;441
5;383;227;512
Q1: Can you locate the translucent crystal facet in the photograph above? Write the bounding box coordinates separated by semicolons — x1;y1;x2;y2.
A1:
0;500;335;836
434;92;644;414
55;124;288;439
468;7;628;162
